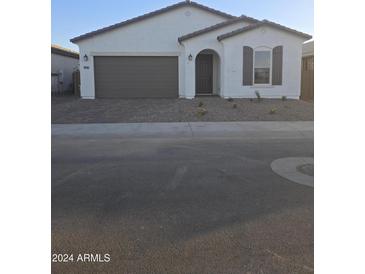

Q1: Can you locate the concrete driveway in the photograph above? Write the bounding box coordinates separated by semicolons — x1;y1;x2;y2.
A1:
52;122;313;274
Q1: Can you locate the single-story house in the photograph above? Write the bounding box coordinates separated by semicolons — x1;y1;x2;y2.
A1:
51;45;79;94
71;0;311;99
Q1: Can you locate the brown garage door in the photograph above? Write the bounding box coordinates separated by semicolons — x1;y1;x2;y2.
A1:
94;56;178;98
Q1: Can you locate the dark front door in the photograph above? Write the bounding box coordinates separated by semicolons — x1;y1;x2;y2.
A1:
196;54;213;94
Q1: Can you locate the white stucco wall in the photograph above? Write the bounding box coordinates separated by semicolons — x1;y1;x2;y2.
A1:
212;52;220;95
221;26;307;99
51;53;79;92
75;6;228;99
179;21;250;98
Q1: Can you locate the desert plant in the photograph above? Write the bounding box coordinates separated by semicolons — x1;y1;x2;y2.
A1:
227;97;234;102
255;90;262;102
198;101;204;107
197;107;207;116
281;96;287;101
269;108;277;114
232;103;237;109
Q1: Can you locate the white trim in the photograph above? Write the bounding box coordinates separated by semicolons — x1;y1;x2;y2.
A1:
250;85;274;88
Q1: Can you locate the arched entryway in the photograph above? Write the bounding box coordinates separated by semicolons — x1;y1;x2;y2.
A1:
195;49;220;96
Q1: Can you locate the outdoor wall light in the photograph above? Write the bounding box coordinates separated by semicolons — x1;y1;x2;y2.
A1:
188;54;193;61
83;54;89;62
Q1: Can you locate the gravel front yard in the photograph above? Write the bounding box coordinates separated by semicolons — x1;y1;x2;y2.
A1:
52;96;313;124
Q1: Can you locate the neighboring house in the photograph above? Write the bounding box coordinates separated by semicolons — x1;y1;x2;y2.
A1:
51;45;79;94
71;0;311;99
301;40;314;101
302;40;314;57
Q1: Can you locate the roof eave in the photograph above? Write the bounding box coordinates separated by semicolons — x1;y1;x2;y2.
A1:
178;15;261;43
51;46;79;59
71;1;236;43
217;21;312;41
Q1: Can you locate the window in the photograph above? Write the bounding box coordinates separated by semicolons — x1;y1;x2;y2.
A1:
254;51;271;84
243;46;283;86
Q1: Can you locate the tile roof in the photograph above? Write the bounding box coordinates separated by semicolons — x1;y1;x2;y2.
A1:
71;1;235;43
51;44;79;59
217;20;312;41
178;15;260;43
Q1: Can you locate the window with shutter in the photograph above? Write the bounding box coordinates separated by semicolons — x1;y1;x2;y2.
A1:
242;46;253;86
254;50;271;84
272;46;283;85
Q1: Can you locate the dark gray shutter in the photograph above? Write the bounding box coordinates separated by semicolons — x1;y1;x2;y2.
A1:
243;46;253;85
272;46;283;85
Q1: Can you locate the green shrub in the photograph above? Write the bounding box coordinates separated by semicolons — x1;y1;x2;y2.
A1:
197;107;207;116
269;108;277;114
198;101;204;107
232;103;237;109
227;97;234;102
281;96;287;101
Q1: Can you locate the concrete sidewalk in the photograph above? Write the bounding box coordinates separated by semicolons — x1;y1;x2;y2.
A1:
52;121;313;139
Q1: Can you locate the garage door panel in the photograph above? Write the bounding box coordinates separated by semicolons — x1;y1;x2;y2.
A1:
94;56;178;98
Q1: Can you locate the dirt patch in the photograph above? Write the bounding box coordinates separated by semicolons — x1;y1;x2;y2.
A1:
52;96;313;124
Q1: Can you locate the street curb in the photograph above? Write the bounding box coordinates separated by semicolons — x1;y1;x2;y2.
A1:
271;157;314;187
52;121;313;139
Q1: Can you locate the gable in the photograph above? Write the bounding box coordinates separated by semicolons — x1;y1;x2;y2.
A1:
71;1;234;44
179;20;251;46
178;15;259;43
76;5;229;52
217;21;312;41
219;25;308;53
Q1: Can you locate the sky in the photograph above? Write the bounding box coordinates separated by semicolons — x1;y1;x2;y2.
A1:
52;0;313;52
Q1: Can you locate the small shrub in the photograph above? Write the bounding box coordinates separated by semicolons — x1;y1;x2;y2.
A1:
249;98;253;102
232;103;237;109
281;96;287;101
227;97;234;102
269;108;277;114
198;101;204;107
197;107;207;116
255;90;262;102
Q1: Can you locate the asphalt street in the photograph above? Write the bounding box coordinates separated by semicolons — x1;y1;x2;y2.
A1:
52;122;313;274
